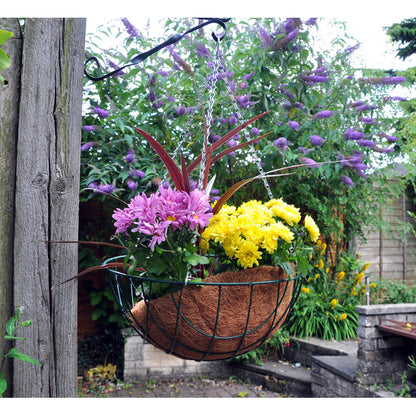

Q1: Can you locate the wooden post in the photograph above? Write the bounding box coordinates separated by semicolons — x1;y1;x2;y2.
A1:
13;18;85;397
0;18;23;398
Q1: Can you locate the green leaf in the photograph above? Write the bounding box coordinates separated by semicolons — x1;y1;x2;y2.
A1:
5;316;16;336
4;335;26;341
0;29;13;45
183;253;209;266
0;373;7;397
0;49;11;72
6;348;41;366
20;320;33;328
296;254;309;276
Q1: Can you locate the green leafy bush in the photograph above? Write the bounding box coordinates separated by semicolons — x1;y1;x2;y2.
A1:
284;242;375;340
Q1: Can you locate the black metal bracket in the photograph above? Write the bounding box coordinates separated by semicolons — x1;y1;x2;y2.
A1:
84;17;230;82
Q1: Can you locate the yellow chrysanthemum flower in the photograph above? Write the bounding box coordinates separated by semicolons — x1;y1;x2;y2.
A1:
304;215;320;242
234;238;262;269
369;282;377;289
340;313;348;321
330;298;337;309
265;198;301;226
338;271;345;280
301;287;310;294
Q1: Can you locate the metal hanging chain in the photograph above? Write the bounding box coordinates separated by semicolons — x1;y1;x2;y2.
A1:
216;55;274;199
162;40;222;185
84;18;230;81
197;40;221;189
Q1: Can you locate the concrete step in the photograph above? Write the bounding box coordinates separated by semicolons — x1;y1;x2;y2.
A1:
282;336;358;366
230;360;313;397
230;337;358;397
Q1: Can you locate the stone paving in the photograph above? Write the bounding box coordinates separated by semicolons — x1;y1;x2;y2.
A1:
81;375;289;398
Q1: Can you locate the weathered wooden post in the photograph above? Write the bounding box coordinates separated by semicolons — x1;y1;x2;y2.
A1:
12;18;85;397
0;18;23;398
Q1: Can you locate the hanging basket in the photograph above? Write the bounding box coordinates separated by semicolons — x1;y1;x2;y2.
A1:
105;256;302;361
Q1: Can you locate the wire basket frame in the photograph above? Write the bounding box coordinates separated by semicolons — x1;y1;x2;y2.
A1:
105;256;302;361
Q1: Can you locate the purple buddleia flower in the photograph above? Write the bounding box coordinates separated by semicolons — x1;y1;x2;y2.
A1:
259;27;274;48
228;138;238;147
229;114;238;125
176;106;186;116
310;135;325;146
287;28;299;42
305;18;318;26
386;135;399;142
148;91;157;103
357;139;376;149
244;72;255;81
236;95;252;108
81;142;98;151
314;110;334;119
344;128;366;141
239;81;248;89
349;101;365;108
383;96;405;102
109;61;125;76
130;169;145;179
121;18;139;39
153;100;165;109
156;70;170;77
299;156;319;168
126;178;138;190
341;175;354;187
288;120;300;131
301;74;329;84
125;148;135;164
355;104;375;113
274;137;288;151
195;42;211;60
359;117;378;125
298;146;314;155
98;183;115;194
358;76;406;86
93;107;109;119
344;43;360;55
251;127;260;136
82;125;99;132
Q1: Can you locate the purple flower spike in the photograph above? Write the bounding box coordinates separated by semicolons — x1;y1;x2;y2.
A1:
310;135;325;146
130;169;145;179
81;142;97;151
344;128;366;141
341;175;354;187
357;139;376;149
126;178;138;190
299;156;319;168
274;137;288;151
176;106;186;116
244;72;255;82
288;121;300;131
93;107;109;119
121;18;139;39
83;125;99;132
314;110;334;119
251;127;260;136
125;148;135;164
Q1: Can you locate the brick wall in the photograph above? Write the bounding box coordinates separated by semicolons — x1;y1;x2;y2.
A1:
123;331;230;381
356;303;416;385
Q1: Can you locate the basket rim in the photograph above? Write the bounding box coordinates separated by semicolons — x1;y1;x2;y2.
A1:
103;255;302;287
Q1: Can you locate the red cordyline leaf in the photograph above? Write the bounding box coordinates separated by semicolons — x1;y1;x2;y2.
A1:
187;111;269;175
134;127;186;191
209;131;272;166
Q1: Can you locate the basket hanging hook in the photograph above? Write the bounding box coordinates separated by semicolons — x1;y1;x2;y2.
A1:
84;18;230;81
